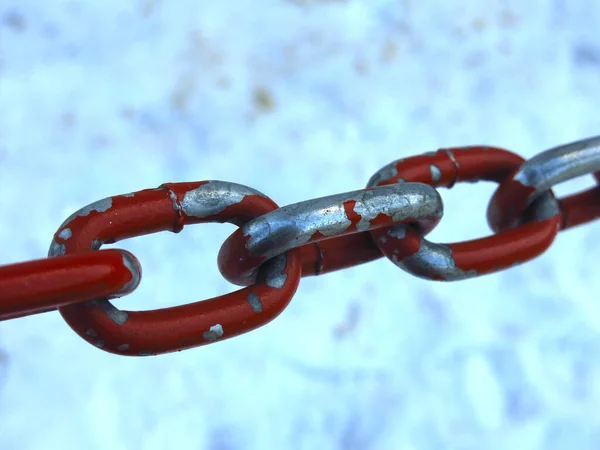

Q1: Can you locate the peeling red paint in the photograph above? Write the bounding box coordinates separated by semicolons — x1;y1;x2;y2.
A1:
49;181;302;356
369;146;560;280
343;200;361;232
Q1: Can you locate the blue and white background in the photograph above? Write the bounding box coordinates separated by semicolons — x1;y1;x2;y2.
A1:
1;1;600;449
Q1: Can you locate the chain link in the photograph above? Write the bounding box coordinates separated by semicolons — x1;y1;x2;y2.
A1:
366;146;560;280
488;136;600;232
0;249;140;321
218;182;443;286
1;136;599;356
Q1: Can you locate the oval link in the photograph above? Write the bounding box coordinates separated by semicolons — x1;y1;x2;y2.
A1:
50;181;302;356
0;249;140;321
366;147;560;281
488;135;600;232
217;183;443;286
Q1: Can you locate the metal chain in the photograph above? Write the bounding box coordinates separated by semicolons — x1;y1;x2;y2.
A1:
1;136;600;356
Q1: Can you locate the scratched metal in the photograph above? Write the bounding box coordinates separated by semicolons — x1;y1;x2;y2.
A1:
513;135;600;206
243;183;442;261
3;2;600;450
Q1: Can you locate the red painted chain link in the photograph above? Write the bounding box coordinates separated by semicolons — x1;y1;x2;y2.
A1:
217;183;443;286
48;181;302;356
366;147;561;280
0;249;140;321
1;136;599;356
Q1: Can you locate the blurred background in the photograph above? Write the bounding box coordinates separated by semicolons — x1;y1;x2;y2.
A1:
1;0;600;449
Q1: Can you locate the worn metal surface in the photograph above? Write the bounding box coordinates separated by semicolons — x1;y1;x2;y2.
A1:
488;135;600;232
218;182;443;286
366;147;561;281
2;1;600;449
49;181;302;356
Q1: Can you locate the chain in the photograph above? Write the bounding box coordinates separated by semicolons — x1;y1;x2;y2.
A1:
1;136;600;356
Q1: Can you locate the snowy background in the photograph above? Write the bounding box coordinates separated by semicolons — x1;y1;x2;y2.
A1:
1;0;600;449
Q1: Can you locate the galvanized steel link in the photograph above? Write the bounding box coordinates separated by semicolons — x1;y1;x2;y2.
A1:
217;183;444;286
488;135;600;232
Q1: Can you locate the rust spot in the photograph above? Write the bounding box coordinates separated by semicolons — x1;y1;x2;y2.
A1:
253;87;275;113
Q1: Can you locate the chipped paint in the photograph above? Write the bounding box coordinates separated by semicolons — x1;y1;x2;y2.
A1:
528;192;560;222
514;135;600;192
390;240;478;281
48;239;66;257
246;293;263;312
221;182;443;285
138;350;153;356
59;197;113;229
89;299;129;325
117;344;130;352
387;225;407;239
243;183;442;261
162;185;183;214
430;164;442;183
58;228;72;240
366;160;400;187
91;238;103;250
369;146;565;281
444;149;459;173
203;324;224;341
118;251;142;294
181;180;268;218
85;328;97;338
494;136;600;228
94;340;105;348
258;254;288;289
122;192;135;198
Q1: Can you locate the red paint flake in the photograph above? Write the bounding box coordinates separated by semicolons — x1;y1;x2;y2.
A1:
392;159;435;184
343;200;362;232
373;227;421;258
369;212;395;228
310;230;328;241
